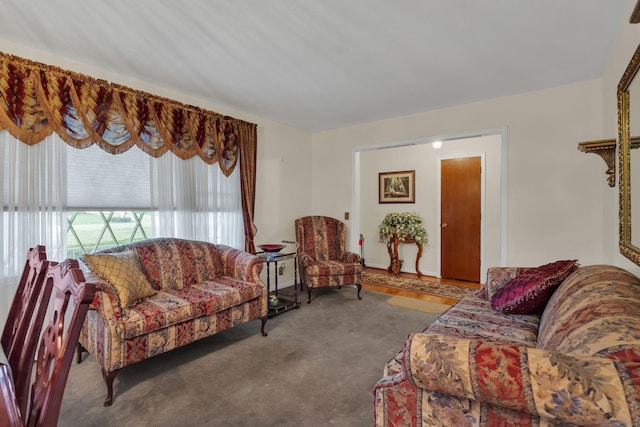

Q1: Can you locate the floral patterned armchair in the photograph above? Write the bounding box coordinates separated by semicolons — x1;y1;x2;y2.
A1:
295;216;363;303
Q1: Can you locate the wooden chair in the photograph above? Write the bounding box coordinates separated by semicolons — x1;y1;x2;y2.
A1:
0;246;52;418
0;258;95;427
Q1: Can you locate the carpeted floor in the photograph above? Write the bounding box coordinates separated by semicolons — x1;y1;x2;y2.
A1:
59;287;439;427
363;269;479;304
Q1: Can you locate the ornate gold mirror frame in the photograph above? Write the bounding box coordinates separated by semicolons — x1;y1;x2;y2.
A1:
618;43;640;265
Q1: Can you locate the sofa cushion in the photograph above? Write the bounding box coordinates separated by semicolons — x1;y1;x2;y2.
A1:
428;295;540;346
305;260;362;277
133;239;222;291
120;277;264;339
491;260;578;314
84;250;157;308
384;294;541;377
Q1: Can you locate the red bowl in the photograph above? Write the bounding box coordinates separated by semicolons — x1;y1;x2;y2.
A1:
258;244;286;253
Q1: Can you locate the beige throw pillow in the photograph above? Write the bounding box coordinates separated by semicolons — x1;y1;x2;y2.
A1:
84;250;156;308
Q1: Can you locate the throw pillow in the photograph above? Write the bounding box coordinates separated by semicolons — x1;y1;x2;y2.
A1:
491;259;579;314
84;250;156;308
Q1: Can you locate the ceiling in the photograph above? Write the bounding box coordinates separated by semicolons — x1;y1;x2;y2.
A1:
0;1;630;132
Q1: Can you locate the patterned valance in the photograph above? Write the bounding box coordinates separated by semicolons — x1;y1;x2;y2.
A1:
0;51;256;176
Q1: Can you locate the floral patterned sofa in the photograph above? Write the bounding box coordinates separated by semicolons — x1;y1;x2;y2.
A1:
76;238;268;406
374;264;640;426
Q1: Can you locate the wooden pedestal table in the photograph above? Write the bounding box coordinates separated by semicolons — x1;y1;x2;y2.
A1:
386;234;423;277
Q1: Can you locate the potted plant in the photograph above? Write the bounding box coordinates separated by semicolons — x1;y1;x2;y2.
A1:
378;212;428;245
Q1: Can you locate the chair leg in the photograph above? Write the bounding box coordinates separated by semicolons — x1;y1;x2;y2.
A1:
260;316;268;336
356;283;362;300
76;343;85;364
102;367;120;407
307;288;312;304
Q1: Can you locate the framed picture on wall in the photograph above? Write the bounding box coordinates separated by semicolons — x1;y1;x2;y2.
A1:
379;170;415;203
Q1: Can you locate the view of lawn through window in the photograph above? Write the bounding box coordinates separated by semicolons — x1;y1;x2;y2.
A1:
67;211;152;258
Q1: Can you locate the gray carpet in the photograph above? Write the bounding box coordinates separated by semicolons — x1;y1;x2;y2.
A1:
59;288;439;427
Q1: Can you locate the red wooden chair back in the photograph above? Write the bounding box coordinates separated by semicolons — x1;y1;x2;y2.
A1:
24;259;95;427
0;246;52;417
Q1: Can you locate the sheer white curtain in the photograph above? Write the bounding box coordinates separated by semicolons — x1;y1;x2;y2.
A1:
0;132;67;326
0;131;67;284
150;154;243;249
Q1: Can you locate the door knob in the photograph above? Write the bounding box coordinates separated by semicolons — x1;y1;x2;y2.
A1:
441;223;447;228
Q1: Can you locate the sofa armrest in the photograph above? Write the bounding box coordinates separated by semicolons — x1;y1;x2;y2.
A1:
338;251;361;264
76;270;126;348
217;245;264;283
404;333;635;426
297;252;315;268
78;261;123;314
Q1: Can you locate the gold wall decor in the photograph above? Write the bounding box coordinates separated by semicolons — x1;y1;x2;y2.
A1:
617;42;640;265
577;138;617;187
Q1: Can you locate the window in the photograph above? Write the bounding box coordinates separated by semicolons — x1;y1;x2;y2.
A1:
66;211;152;258
1;132;243;285
66;144;153;257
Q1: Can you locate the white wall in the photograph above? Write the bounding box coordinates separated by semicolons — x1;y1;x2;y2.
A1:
312;79;606;272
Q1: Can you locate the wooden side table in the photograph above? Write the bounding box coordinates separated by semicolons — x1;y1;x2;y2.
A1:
386;234;423;277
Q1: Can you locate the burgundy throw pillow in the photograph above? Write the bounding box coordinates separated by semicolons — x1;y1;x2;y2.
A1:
491;260;579;314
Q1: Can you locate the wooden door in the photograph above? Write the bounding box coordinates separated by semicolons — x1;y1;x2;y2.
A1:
441;156;481;282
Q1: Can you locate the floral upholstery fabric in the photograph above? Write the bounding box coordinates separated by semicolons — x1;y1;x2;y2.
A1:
374;264;640;427
119;277;265;339
537;265;640;355
79;238;267;373
128;238;223;290
295;216;362;289
383;295;540;377
425;295;540;346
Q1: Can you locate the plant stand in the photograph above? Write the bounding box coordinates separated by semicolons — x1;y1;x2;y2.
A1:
386;233;423;277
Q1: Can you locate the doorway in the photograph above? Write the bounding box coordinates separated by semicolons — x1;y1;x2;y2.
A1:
352;129;506;282
440;156;482;282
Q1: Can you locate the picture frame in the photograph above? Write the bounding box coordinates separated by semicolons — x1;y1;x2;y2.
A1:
379;170;415;203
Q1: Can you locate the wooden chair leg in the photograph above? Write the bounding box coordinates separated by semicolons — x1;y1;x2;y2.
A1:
260;316;268;336
356;284;362;300
102;368;120;407
307;288;312;304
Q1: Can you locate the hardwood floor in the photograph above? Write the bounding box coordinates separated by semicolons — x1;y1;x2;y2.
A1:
362;267;481;303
